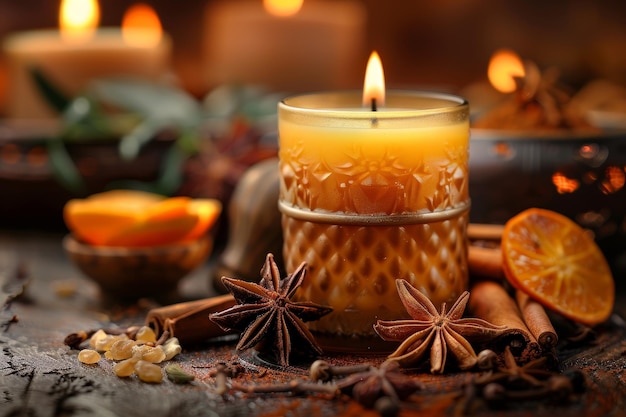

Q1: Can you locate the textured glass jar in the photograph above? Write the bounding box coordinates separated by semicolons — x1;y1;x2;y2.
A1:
278;91;470;348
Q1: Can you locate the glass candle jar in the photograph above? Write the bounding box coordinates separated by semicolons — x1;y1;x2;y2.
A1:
278;91;470;349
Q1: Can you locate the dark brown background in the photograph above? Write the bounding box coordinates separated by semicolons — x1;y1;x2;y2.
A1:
1;0;626;102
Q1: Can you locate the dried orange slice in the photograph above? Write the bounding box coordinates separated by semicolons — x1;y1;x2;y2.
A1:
64;190;166;245
142;197;193;222
77;190;166;207
501;208;614;326
181;199;223;242
64;190;222;247
103;198;222;247
102;213;201;247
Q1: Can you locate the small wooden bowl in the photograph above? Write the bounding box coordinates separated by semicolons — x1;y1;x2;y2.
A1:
63;234;213;301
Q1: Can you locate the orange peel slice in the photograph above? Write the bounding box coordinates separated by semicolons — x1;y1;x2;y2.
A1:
63;190;222;248
501;208;614;326
181;199;223;242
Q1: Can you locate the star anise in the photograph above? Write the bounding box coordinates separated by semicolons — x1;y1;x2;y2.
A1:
475;346;554;388
374;280;507;374
335;360;424;409
209;253;332;366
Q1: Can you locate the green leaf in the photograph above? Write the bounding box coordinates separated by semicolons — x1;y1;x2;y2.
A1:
102;179;163;195
89;79;203;126
118;118;165;161
176;129;201;155
156;143;188;195
105;139;193;196
60;96;115;141
89;79;205;159
46;139;85;194
29;67;71;113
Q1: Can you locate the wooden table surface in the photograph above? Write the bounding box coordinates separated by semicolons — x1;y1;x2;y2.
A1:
1;231;626;417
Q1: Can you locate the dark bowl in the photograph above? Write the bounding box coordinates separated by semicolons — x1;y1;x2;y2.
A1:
63;234;214;301
469;128;626;279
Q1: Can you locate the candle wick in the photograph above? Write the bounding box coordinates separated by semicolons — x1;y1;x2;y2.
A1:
369;98;378;126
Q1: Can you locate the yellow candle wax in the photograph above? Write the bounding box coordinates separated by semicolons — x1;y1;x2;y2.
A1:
279;102;469;215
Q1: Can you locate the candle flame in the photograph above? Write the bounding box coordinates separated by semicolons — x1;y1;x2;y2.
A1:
122;3;163;47
59;0;100;43
363;51;385;109
263;0;303;17
488;48;525;93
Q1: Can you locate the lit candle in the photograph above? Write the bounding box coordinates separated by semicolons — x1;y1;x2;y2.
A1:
278;52;470;347
202;0;366;92
3;0;172;120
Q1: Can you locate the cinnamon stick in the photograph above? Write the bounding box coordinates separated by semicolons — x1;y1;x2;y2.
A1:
469;281;541;361
467;223;504;242
516;291;558;351
145;294;237;346
467;224;505;279
468;246;504;280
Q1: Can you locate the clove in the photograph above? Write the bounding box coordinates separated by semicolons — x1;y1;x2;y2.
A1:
64;330;92;349
374;396;401;417
215;365;228;395
483;375;574;405
209;361;245;395
63;325;142;349
309;360;373;382
476;349;498;371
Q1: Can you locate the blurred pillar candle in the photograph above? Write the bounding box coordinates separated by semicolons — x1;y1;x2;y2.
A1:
202;0;367;92
3;0;172;120
278;53;471;344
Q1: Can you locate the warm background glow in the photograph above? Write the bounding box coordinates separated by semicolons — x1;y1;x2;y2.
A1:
122;3;163;47
552;172;580;194
263;0;304;17
488;48;525;93
1;1;626;101
362;51;385;108
59;0;100;42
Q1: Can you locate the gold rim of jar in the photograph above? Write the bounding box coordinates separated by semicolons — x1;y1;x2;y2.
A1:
279;200;471;226
279;90;469;128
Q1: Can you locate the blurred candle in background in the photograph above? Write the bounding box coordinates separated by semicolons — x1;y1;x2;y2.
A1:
121;3;164;47
263;0;304;17
202;0;367;93
460;48;526;117
3;0;172;120
59;0;100;43
487;48;525;94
